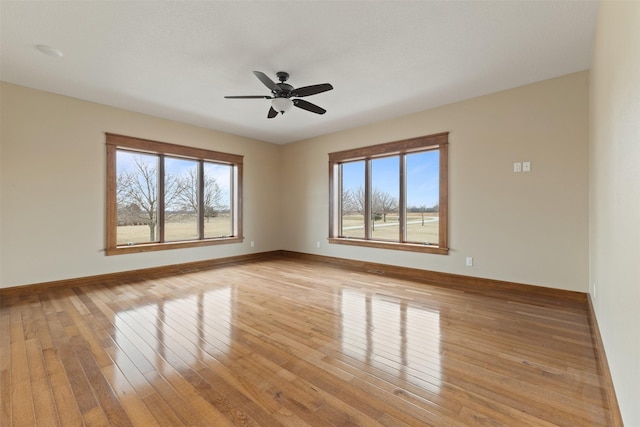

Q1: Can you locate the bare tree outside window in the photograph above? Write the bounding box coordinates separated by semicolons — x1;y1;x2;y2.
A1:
116;152;219;244
341;185;399;235
164;158;197;241
117;153;160;243
372;189;399;223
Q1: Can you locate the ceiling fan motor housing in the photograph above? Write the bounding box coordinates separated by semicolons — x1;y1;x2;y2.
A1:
275;83;293;97
274;71;294;97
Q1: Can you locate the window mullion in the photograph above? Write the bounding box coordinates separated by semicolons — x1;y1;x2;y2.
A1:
230;165;236;237
337;164;343;238
364;159;371;240
198;161;205;240
106;145;117;249
158;154;165;243
439;142;448;248
399;154;406;243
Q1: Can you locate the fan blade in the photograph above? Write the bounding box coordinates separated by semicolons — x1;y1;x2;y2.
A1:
224;95;271;99
291;83;333;98
293;99;327;115
267;106;278;118
253;71;278;92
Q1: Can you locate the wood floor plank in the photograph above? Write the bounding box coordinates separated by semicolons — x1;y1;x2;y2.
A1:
0;256;614;426
142;370;217;427
0;368;11;426
141;392;184;427
81;404;110;426
41;347;85;427
69;335;134;427
0;302;13;426
9;302;36;427
25;338;60;426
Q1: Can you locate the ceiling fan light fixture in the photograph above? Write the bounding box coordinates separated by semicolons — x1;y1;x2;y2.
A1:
272;97;293;114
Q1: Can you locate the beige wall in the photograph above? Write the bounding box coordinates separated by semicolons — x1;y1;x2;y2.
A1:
0;83;282;288
590;1;640;425
281;72;590;292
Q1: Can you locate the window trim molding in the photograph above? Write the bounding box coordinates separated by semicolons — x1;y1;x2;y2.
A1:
105;133;243;256
328;132;449;255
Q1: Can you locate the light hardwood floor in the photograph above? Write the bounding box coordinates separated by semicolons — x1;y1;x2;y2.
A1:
0;256;615;426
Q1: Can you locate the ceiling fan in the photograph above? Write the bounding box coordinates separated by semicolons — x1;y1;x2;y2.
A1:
225;71;333;118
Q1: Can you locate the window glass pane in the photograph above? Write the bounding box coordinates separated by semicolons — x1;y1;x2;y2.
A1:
405;150;439;244
371;156;399;241
116;151;159;245
340;161;365;239
165;157;198;241
204;162;232;238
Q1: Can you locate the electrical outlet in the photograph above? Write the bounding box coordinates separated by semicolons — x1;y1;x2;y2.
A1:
316;241;321;248
250;241;255;248
513;162;522;173
593;281;597;299
466;257;473;267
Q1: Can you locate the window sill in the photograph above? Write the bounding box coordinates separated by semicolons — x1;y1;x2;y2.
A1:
328;237;448;255
106;236;243;256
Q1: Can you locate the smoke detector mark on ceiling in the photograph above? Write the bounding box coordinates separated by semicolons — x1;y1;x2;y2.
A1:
36;45;63;58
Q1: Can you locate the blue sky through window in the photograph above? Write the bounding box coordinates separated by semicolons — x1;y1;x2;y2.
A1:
406;150;439;208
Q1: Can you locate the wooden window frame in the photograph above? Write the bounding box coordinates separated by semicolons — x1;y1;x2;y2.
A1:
106;133;243;255
329;132;449;255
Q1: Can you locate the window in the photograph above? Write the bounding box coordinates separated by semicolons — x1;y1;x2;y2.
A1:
329;132;448;254
106;133;243;255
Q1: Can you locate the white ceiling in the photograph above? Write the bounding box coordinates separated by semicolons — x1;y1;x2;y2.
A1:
1;1;598;144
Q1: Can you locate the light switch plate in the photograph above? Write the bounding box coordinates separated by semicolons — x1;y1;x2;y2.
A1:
523;161;531;172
